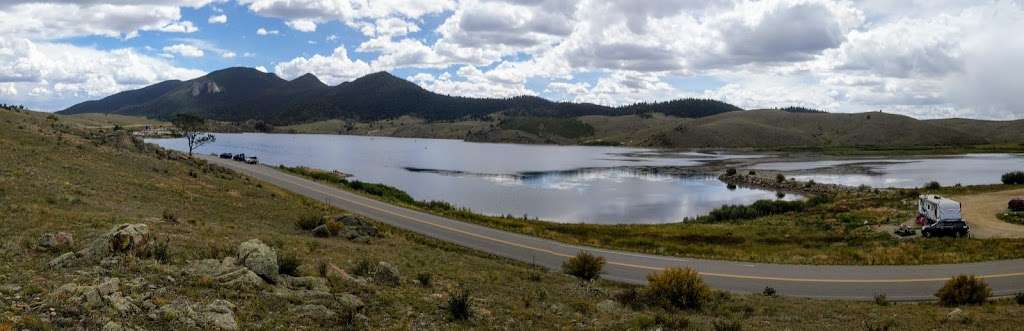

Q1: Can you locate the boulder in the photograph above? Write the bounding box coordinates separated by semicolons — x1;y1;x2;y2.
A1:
282;276;329;292
237;239;278;282
289;304;336;321
184;258;265;289
312;224;333;238
38;232;74;251
946;308;965;323
335;215;380;241
49;278;137;315
48;224;150;267
337;293;365;310
325;263;369;288
153;299;238;330
374;262;400;286
0;284;21;295
203;299;239;330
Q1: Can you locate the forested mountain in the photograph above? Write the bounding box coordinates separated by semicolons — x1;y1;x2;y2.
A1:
59;67;744;123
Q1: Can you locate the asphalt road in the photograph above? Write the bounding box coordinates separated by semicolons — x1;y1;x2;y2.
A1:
203;156;1024;301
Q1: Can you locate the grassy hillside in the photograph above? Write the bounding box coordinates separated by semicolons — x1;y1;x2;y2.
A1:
4;107;1023;329
644;110;989;148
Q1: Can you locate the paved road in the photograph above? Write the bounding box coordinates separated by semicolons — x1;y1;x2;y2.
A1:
203;156;1024;300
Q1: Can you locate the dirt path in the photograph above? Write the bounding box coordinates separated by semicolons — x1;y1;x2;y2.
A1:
953;188;1024;239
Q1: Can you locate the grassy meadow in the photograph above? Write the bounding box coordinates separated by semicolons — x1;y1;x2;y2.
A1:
2;106;1023;330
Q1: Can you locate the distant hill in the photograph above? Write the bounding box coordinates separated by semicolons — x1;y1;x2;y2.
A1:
640;110;999;148
59;67;741;123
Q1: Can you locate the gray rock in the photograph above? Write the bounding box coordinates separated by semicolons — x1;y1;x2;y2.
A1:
312;224;333;238
289;304;336;321
38;232;74;251
282;276;329;292
0;284;21;295
337;293;365;310
596;299;619;312
947;308;965;322
47;252;79;268
236;239;278;282
154;299;238;330
48;224;150;267
374;262;400;285
202;299;238;330
215;268;265;289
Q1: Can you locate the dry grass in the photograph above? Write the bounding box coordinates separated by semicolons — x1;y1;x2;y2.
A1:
2;106;1022;329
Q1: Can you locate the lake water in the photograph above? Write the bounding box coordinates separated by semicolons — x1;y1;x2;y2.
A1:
752;154;1024;188
149;133;790;224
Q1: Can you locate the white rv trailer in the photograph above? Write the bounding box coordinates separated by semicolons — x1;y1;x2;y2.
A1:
916;195;962;225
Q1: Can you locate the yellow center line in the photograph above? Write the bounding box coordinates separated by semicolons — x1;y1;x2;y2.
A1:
228;160;1024;284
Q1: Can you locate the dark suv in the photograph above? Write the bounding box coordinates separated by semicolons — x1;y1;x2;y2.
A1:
219;153;233;159
232;153;246;162
922;219;970;238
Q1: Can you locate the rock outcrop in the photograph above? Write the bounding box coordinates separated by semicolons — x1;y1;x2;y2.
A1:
237;239;278;282
48;224;151;268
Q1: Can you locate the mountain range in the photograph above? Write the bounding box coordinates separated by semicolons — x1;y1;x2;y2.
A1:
59;67;742;123
59;67;1024;148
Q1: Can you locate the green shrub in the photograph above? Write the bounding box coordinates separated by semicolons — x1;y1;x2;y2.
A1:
642;268;711;310
874;293;888;306
725;168;737;176
705;199;811;222
416;272;433;287
351;258;374;277
277;252;303;277
1015;292;1024;305
295;215;325;231
924;181;942;190
613;287;644;310
1002;171;1024;185
653;313;690;330
447;288;473;321
562;251;605;281
747;170;757;176
935;275;991;306
775;174;786;183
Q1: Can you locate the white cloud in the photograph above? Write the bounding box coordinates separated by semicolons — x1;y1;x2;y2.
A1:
274;46;373;85
162;43;204;58
208;14;227;24
0;37;204;110
256;27;279;35
221;51;237;59
409;65;535;99
157;20;198;33
0;2;205;40
286;19;317;32
0;82;16;97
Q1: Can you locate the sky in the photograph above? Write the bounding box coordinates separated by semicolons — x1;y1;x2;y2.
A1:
0;0;1022;120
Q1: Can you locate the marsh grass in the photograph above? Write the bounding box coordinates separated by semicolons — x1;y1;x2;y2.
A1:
284;165;1024;265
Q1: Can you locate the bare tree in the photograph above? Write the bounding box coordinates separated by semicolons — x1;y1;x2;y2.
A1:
171;114;215;156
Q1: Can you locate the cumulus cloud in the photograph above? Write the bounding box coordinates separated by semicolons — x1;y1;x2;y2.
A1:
208;14;227;24
274;46;373;85
256;27;279;35
409;64;535;98
162;43;204;58
0;2;203;39
286;19;317;32
0;37;204;110
221;51;237;59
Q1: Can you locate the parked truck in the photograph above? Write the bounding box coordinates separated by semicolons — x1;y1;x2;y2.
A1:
917;195;969;237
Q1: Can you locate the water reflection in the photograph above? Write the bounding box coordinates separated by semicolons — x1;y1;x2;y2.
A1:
149;133;789;224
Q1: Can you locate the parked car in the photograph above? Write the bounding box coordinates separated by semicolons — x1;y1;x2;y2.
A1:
245;156;258;165
219;153;233;159
232;153;246;162
922;219;970;238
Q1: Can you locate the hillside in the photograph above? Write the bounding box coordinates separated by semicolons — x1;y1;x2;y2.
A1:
59;67;740;123
640;110;992;148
